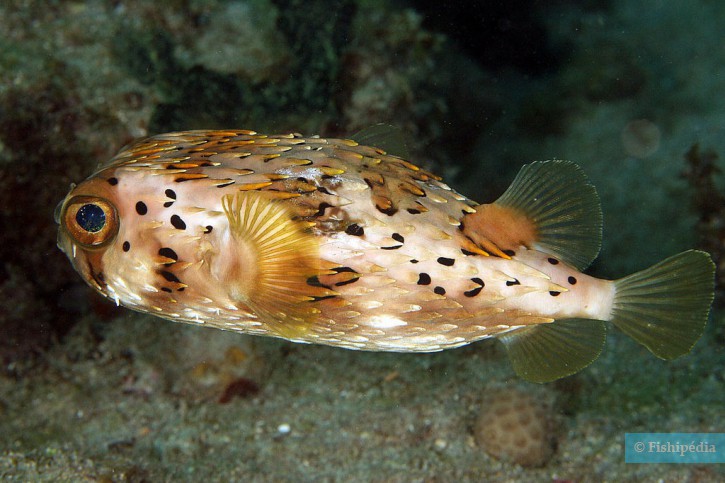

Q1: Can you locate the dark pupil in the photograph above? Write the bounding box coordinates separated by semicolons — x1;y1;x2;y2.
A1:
76;204;106;233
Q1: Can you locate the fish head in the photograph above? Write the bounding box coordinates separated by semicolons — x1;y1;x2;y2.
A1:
55;166;174;306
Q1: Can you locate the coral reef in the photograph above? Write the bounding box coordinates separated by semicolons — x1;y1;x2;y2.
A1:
474;387;557;468
111;0;355;134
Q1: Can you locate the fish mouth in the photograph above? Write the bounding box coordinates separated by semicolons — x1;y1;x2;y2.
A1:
55;198;68;255
54;199;64;225
54;183;76;225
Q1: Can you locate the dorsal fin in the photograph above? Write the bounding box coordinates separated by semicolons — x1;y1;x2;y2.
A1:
463;160;602;270
351;124;410;159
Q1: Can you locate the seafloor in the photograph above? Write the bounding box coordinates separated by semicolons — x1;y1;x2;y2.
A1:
0;0;723;481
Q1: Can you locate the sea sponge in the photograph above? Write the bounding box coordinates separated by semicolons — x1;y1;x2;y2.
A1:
474;387;555;467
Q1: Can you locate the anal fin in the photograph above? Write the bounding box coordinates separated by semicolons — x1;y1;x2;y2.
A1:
499;318;606;383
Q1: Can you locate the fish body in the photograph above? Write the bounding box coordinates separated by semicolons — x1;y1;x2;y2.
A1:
57;130;715;382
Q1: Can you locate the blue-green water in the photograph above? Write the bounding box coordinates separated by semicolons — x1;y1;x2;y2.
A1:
0;1;722;480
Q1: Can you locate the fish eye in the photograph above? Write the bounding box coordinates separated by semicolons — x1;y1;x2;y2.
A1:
76;203;106;232
61;196;119;248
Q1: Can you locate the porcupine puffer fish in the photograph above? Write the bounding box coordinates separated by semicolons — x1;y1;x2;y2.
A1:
56;129;716;382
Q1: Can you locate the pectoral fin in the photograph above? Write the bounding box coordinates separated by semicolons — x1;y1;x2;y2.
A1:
222;191;330;339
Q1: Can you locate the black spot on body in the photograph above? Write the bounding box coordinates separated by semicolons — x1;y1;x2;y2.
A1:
161;287;173;293
159;247;178;263
163;201;174;208
122;241;130;252
392;233;404;243
568;276;577;285
548;257;559;265
506;279;520;286
549;291;561;296
345;223;364;236
376;205;398;216
216;181;235;188
317;186;332;195
333;267;357;274
381;245;402;250
171;215;186;230
437;257;455;267
107;177;118;186
410;259;419;264
335;278;358;287
204;225;213;234
165;189;176;199
160;270;181;283
306;275;331;289
417;273;431;285
330;267;361;286
434;286;446;295
407;208;421;215
503;249;516;257
316;202;332;216
461;249;477;256
135;201;148;215
310;294;338;302
464;277;485;297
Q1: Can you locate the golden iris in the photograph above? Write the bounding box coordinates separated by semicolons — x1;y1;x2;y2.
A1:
61;196;119;248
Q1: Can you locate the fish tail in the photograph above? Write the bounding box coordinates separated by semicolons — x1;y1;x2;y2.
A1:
610;250;715;359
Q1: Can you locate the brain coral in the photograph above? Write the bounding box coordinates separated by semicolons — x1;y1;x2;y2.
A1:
474;387;556;467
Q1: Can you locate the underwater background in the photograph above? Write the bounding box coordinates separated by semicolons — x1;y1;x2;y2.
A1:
0;0;723;480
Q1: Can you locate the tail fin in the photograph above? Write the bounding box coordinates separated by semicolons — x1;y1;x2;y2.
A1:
611;250;715;359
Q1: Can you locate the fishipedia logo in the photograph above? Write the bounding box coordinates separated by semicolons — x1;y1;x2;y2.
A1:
625;433;724;463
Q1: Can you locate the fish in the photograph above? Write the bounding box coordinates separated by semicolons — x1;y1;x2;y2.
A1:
55;129;715;382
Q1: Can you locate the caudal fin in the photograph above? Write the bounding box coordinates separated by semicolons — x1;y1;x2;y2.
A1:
611;250;715;359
